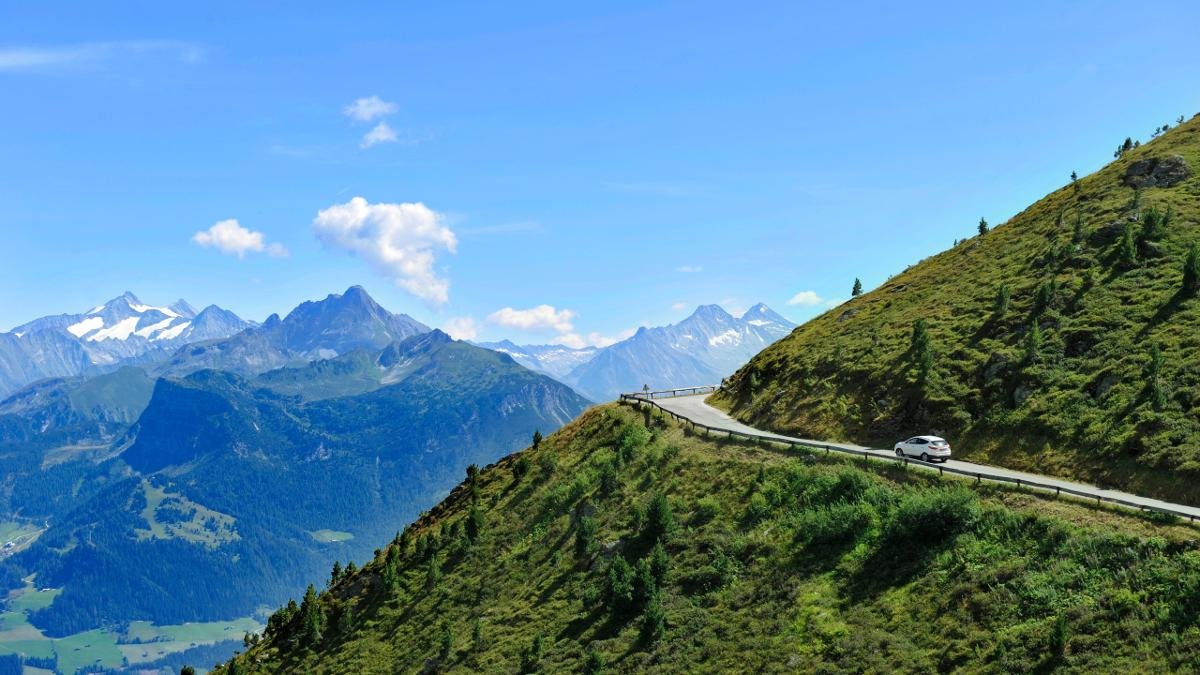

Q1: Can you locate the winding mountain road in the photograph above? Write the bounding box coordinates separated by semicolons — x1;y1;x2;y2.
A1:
629;389;1200;522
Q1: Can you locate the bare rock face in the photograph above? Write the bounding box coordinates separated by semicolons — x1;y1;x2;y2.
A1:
1123;154;1191;188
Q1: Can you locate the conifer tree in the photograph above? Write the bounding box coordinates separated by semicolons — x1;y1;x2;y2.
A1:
1183;242;1200;296
851;278;863;297
978;217;990;236
994;285;1010;317
642;591;666;642
1024;320;1043;364
329;561;342;587
1072;213;1085;243
582;648;606;675
605;556;635;614
1118;224;1138;269
643;492;675;542
299;584;324;646
531;430;543;450
426;554;442;590
648;541;669;586
575;516;598;560
472;618;484;653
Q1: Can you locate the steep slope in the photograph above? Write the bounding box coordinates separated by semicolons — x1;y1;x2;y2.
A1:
217;403;1200;674
159;285;428;376
0;292;252;397
714;115;1200;505
16;333;589;636
564;303;795;400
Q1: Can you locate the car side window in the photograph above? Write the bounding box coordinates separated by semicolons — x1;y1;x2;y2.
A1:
915;437;928;444
906;437;919;444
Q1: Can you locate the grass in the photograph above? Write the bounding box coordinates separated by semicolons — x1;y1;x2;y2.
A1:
713;114;1200;506
134;479;240;547
309;529;355;543
0;581;260;672
219;404;1200;673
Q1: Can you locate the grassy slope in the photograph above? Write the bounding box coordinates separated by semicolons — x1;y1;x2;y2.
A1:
219;404;1200;674
714;115;1200;505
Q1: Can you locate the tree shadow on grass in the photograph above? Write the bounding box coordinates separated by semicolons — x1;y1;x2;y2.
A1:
843;538;961;604
1137;288;1193;339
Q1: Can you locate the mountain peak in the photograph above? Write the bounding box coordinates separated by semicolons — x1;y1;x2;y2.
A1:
687;304;734;322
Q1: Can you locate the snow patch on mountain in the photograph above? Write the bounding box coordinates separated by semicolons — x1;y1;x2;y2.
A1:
68;317;105;337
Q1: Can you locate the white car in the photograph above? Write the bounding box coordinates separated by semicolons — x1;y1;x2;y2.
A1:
894;436;951;463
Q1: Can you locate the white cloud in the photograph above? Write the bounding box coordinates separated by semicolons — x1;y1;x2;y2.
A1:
676;265;703;273
487;305;577;333
313;196;457;305
192;219;289;258
360;121;398;148
671;302;688;311
0;40;202;71
442;316;478;341
552;328;635;349
787;290;824;307
343;96;398;122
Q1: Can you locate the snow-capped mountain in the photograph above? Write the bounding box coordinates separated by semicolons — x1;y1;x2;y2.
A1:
158;285;430;376
0;292;253;397
560;303;794;401
473;340;601;379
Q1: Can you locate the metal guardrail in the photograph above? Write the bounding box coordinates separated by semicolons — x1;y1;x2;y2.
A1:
620;388;1199;523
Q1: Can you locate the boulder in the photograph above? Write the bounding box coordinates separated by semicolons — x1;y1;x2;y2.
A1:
1089;220;1128;246
1123;154;1192;188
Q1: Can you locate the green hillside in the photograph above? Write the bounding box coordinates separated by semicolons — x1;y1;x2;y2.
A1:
714;115;1200;505
216;403;1200;673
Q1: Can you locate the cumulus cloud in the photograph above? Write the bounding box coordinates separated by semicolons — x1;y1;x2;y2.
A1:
671;302;688;311
192;219;288;258
676;265;703;273
342;95;398;122
487;305;577;333
787;290;824;306
442;316;478;341
312;196;457;305
359;121;398;149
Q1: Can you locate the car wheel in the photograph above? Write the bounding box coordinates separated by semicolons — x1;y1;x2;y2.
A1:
895;448;903;457
920;452;930;462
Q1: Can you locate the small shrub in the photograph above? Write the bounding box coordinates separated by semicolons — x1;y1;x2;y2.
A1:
692;496;720;525
880;487;981;550
643;492;676;541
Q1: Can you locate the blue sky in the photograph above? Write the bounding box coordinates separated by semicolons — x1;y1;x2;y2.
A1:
2;1;1198;345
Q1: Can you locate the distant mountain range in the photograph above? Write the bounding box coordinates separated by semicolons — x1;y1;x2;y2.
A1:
480;303;795;401
0;286;588;657
0;292;252;398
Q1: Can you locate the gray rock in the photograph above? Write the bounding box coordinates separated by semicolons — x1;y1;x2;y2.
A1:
837;308;859;322
1089;220;1128;246
1013;385;1033;406
1138;239;1166;258
983;353;1010;381
1123;154;1192;188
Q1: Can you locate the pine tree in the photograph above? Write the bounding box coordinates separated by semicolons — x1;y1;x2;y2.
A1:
1141;207;1166;242
648;541;669;586
299;584;324;646
465;506;485;543
978;217;990;236
605;556;635;614
643;492;675;542
531;430;543;450
181;667;196;675
329;561;342;587
1183;242;1200;296
1024;320;1043;364
598;461;619;497
633;557;657;605
1072;213;1085;243
1118;224;1138;269
994;285;1010;317
642;591;667;642
851;278;863;297
575;516;598;560
426;554;442;590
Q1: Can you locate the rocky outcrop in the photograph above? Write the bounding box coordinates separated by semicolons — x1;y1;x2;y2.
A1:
1123;154;1191;188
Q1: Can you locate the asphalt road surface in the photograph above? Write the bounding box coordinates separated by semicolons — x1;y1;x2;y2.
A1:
648;393;1200;520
